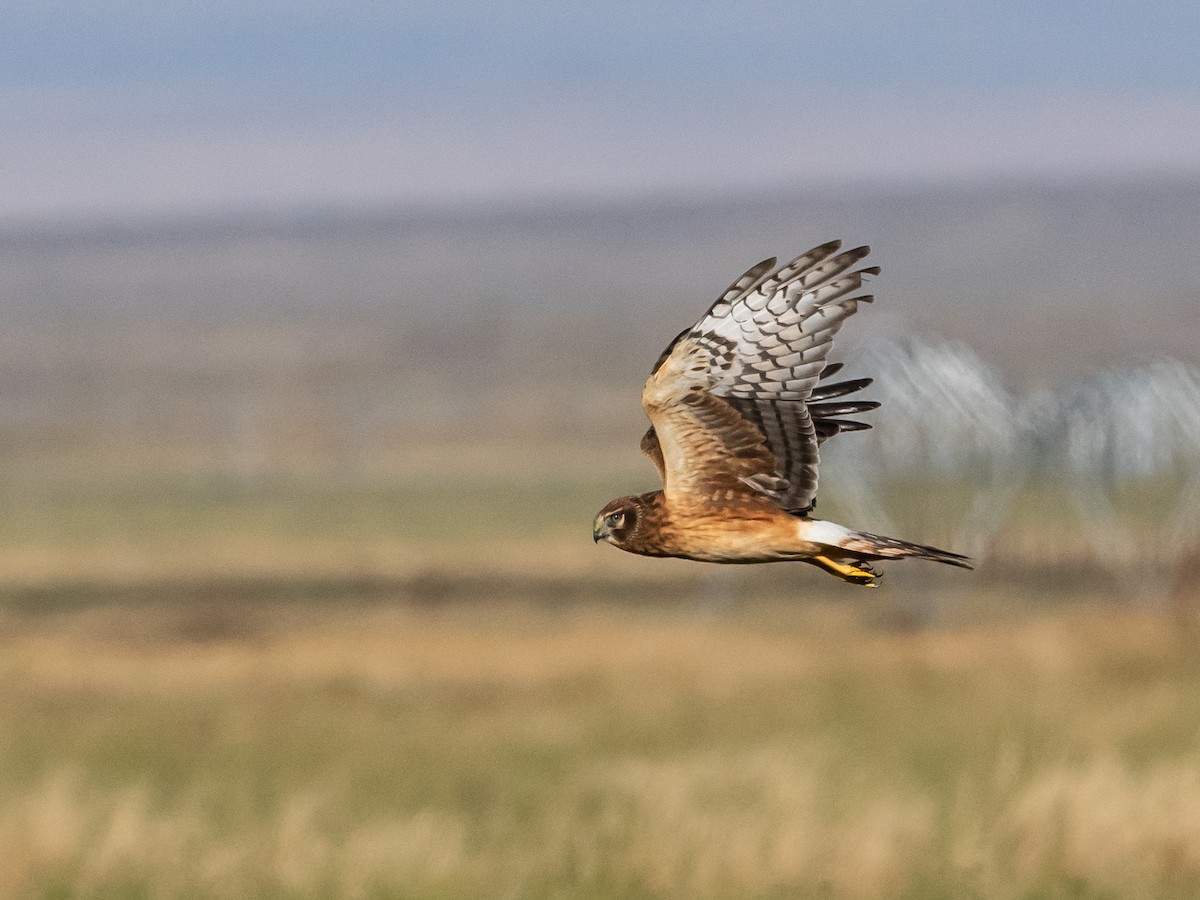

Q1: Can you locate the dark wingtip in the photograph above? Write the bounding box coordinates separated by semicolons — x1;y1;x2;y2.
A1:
810;239;843;257
826;419;872;433
754;256;778;273
818;362;844;380
809;377;874;401
807;400;881;417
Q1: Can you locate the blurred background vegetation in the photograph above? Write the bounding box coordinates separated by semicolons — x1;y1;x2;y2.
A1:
4;179;1199;608
3;180;1200;900
5;2;1200;898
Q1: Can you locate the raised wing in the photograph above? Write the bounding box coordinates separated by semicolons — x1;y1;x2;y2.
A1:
641;241;879;515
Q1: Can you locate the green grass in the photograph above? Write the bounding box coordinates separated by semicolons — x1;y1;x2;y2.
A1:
0;470;615;543
1;467;1191;592
0;470;639;587
0;460;1195;897
2;598;1200;899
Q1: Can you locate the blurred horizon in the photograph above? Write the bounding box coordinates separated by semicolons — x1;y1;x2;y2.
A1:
4;172;1198;391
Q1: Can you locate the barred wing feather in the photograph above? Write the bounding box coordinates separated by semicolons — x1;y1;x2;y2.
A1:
641;241;878;515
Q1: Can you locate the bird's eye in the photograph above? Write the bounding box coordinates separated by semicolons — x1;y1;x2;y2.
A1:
607;512;626;531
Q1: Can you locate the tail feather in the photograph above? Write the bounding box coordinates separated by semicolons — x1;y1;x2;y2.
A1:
839;530;974;570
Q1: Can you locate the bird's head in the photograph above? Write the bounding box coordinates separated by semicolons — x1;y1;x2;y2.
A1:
592;496;642;549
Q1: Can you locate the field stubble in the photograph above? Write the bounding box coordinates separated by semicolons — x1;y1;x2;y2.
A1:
0;443;1197;898
1;597;1200;899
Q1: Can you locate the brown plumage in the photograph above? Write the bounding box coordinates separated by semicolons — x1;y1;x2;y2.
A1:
592;240;972;586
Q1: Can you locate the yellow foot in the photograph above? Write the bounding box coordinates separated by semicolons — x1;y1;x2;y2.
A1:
811;555;881;587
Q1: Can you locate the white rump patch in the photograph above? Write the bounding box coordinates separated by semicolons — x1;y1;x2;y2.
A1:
800;519;852;547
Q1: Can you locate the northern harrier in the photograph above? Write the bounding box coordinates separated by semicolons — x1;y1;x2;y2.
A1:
592;240;971;586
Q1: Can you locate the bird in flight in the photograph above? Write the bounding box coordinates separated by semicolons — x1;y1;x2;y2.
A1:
592;240;971;586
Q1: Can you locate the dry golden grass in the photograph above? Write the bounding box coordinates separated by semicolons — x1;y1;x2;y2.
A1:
1;598;1199;899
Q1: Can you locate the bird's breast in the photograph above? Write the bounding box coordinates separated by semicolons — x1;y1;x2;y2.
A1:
647;506;822;563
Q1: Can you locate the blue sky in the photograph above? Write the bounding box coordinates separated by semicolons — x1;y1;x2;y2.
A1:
3;1;1200;221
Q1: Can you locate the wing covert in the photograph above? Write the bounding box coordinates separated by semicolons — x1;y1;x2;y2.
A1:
641;240;879;515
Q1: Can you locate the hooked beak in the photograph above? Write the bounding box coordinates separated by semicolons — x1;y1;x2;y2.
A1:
593;519;606;543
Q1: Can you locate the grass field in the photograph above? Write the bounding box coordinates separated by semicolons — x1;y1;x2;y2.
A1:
2;595;1200;899
1;463;1184;587
0;449;1196;899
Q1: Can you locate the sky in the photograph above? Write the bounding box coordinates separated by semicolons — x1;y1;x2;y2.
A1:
3;1;1200;223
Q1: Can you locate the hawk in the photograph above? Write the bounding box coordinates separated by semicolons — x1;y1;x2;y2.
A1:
592;240;971;586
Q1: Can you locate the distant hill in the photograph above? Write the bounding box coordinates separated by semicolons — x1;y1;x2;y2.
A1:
4;175;1198;321
1;175;1197;467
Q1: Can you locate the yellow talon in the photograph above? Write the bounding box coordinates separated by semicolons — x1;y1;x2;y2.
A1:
811;554;881;586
